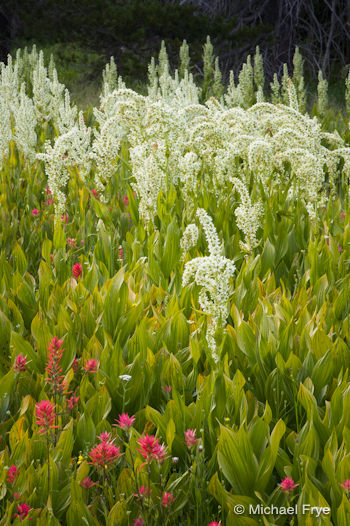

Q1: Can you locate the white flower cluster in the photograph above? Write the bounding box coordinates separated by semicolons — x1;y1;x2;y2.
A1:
1;45;350;236
178;152;201;198
36;113;91;218
180;223;199;260
182;209;235;360
89;80;350;228
232;177;264;251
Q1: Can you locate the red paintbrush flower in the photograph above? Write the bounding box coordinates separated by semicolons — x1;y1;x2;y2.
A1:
67;395;79;409
14;354;28;372
184;429;199;448
81;477;97;489
45;336;66;395
88;440;121;470
85;359;98;373
72;263;82;278
14;503;31;520
137;435;167;464
7;465;19;485
113;413;135;430
35;400;58;435
279;477;299;493
162;492;175;508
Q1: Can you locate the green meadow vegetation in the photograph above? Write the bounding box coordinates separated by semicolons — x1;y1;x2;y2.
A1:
1;41;350;525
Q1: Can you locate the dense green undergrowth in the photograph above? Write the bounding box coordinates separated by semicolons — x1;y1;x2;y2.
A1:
1;44;350;525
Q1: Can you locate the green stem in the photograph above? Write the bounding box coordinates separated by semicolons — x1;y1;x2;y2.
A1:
47;434;50;499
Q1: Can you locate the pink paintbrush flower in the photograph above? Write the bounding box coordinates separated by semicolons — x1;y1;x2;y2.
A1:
88;440;121;470
72;263;82;278
184;429;199;448
14;354;28;372
137;435;166;463
114;413;135;430
162;492;175;508
7;465;19;484
279;477;299;493
340;479;350;491
45;336;66;395
14;503;31;520
81;477;97;489
85;359;98;373
35;400;58;435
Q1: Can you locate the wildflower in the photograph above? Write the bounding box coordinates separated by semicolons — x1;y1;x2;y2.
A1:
338;246;343;252
162;492;175;508
133;517;144;526
97;432;112;443
46;187;52;195
224;417;230;422
14;355;28;372
119;374;131;381
13;492;20;499
279;477;299;493
45;336;66;395
119;248;124;259
91;189;99;199
161;385;172;395
67;395;79;409
67;238;77;248
14;503;31;520
77;455;83;465
123;195;129;207
61;214;68;223
137;435;167;463
7;465;19;484
35;400;58;435
341;212;346;220
134;485;151;499
88;440;121;470
208;522;222;526
172;457;179;463
72;263;82;278
81;477;97;489
31;208;39;216
340;479;350;491
81;239;84;245
85;359;98;373
114;413;135;430
184;429;199;448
